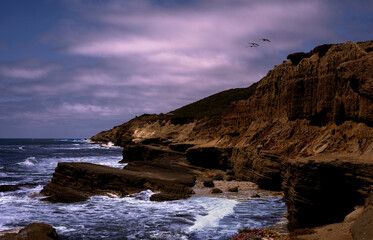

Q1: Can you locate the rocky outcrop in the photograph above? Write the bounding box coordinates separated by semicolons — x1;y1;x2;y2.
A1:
0;222;59;240
40;162;195;203
282;159;373;230
90;40;373;229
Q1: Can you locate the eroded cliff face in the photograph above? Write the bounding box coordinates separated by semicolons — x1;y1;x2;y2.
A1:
92;41;373;229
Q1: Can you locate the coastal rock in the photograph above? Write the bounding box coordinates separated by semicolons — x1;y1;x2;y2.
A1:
120;144;184;163
232;150;283;190
203;180;214;188
210;188;223;194
40;162;195;203
282;159;373;230
228;186;238;192
186;146;232;170
0;222;59;240
169;143;195;153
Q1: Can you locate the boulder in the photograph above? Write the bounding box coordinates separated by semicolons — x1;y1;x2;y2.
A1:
228;186;238;192
0;222;59;240
210;188;223;194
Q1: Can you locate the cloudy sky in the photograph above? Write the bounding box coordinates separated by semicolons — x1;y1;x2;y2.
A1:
0;0;372;138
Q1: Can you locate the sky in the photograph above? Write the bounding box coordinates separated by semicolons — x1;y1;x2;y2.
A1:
0;0;372;138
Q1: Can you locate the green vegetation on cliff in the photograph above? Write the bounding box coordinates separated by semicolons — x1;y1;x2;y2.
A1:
170;82;258;118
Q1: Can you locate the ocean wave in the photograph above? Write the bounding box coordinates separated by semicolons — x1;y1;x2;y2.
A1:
189;197;238;232
17;157;37;166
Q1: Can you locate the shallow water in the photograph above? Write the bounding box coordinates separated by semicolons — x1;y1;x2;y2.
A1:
0;139;286;239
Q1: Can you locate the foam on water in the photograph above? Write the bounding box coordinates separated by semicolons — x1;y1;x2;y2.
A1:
133;189;155;201
17;157;37;166
189;197;238;231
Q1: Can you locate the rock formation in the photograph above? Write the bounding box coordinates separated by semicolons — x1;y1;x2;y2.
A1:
40;162;195;203
0;222;59;240
87;41;373;230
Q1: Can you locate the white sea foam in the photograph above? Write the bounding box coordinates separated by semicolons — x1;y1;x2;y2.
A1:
133;189;155;201
18;146;25;150
189;197;238;231
17;157;37;166
83;138;94;144
54;226;76;233
101;141;115;147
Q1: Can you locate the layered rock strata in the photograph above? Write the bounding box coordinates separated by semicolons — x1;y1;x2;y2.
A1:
282;159;373;229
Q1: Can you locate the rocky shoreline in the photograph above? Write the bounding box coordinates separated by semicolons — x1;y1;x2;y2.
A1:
37;40;373;239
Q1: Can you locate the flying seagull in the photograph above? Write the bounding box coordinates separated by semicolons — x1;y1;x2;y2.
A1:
260;38;271;42
248;42;259;47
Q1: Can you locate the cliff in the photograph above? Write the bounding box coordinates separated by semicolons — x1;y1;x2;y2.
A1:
92;40;373;230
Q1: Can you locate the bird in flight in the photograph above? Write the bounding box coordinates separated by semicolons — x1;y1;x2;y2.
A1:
248;42;259;47
260;38;271;42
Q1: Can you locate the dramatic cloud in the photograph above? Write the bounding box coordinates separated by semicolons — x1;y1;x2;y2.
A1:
0;0;372;137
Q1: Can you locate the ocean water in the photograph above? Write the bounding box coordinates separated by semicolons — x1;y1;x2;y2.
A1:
0;139;286;239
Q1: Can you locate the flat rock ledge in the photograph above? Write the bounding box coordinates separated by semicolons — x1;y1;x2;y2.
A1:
0;222;59;240
40;162;196;203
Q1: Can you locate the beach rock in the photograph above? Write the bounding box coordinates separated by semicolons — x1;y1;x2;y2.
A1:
0;222;59;240
40;162;195;203
228;186;238;192
210;188;222;193
203;180;214;188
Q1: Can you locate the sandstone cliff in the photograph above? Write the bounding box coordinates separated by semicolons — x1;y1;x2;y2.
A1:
91;41;373;230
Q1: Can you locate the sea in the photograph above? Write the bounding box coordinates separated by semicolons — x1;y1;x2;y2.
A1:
0;138;287;240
